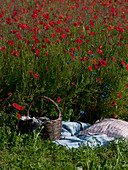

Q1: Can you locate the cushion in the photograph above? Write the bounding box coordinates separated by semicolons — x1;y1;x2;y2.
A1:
79;118;128;139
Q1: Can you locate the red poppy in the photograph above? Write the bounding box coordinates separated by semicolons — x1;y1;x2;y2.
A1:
31;44;35;51
98;78;101;82
45;68;48;71
86;40;89;43
35;74;39;79
17;114;21;119
13;103;18;108
88;66;92;71
126;64;128;70
7;40;14;45
70;47;75;52
8;93;13;96
17;106;24;111
39;110;43;115
113;115;117;118
6;66;9;70
94;64;98;69
57;97;61;103
57;39;60;43
119;93;122;98
85;26;89;31
125;84;128;87
29;70;34;75
110;101;116;105
92;106;96;109
72;82;76;85
113;57;116;62
46;51;48;56
1;46;6;51
61;33;67;39
81;57;86;61
36;49;40;53
100;60;106;67
121;61;125;65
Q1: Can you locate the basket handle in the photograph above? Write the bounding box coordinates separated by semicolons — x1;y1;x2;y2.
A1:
27;96;61;118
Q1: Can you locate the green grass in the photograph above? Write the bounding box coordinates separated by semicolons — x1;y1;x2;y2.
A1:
0;126;128;169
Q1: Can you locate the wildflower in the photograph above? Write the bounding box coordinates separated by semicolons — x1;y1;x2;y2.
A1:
91;54;94;57
57;97;61;102
46;51;48;56
75;53;78;56
77;45;81;50
70;48;75;52
100;60;107;67
17;106;24;111
35;74;39;79
7;40;14;45
110;101;116;105
125;84;128;87
88;66;92;71
92;106;96;109
67;61;69;64
61;33;67;39
6;66;9;70
57;39;60;43
99;46;102;49
31;44;35;51
119;93;122;98
102;95;105;97
81;57;86;61
8;93;13;96
92;72;95;74
91;32;95;36
98;78;101;82
45;68;48;71
58;69;61;72
80;111;85;114
86;40;89;43
85;26;89;31
105;86;108;88
35;53;40;57
72;82;76;85
16;34;22;40
126;64;128;70
17;114;21;119
94;64;98;69
113;57;116;62
113;115;117;118
36;49;40;53
29;70;34;75
1;46;6;51
39;110;43;115
121;61;125;65
13;103;18;108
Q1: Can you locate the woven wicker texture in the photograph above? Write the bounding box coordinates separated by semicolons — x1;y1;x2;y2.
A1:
27;96;62;140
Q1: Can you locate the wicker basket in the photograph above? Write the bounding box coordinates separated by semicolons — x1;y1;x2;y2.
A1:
26;96;62;140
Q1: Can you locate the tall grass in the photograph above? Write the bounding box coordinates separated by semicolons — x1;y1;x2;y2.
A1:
1;0;128;123
0;0;128;169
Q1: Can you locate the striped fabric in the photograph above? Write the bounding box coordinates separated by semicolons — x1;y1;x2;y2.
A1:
79;118;128;139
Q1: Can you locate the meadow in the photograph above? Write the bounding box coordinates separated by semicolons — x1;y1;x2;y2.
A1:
0;0;128;169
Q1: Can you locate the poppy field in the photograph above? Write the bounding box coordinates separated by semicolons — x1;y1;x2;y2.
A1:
0;0;128;169
0;0;128;125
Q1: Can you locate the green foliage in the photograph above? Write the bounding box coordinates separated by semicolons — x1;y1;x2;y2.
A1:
0;0;128;123
0;126;128;169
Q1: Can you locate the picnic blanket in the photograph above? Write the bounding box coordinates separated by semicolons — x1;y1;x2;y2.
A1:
53;121;116;149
